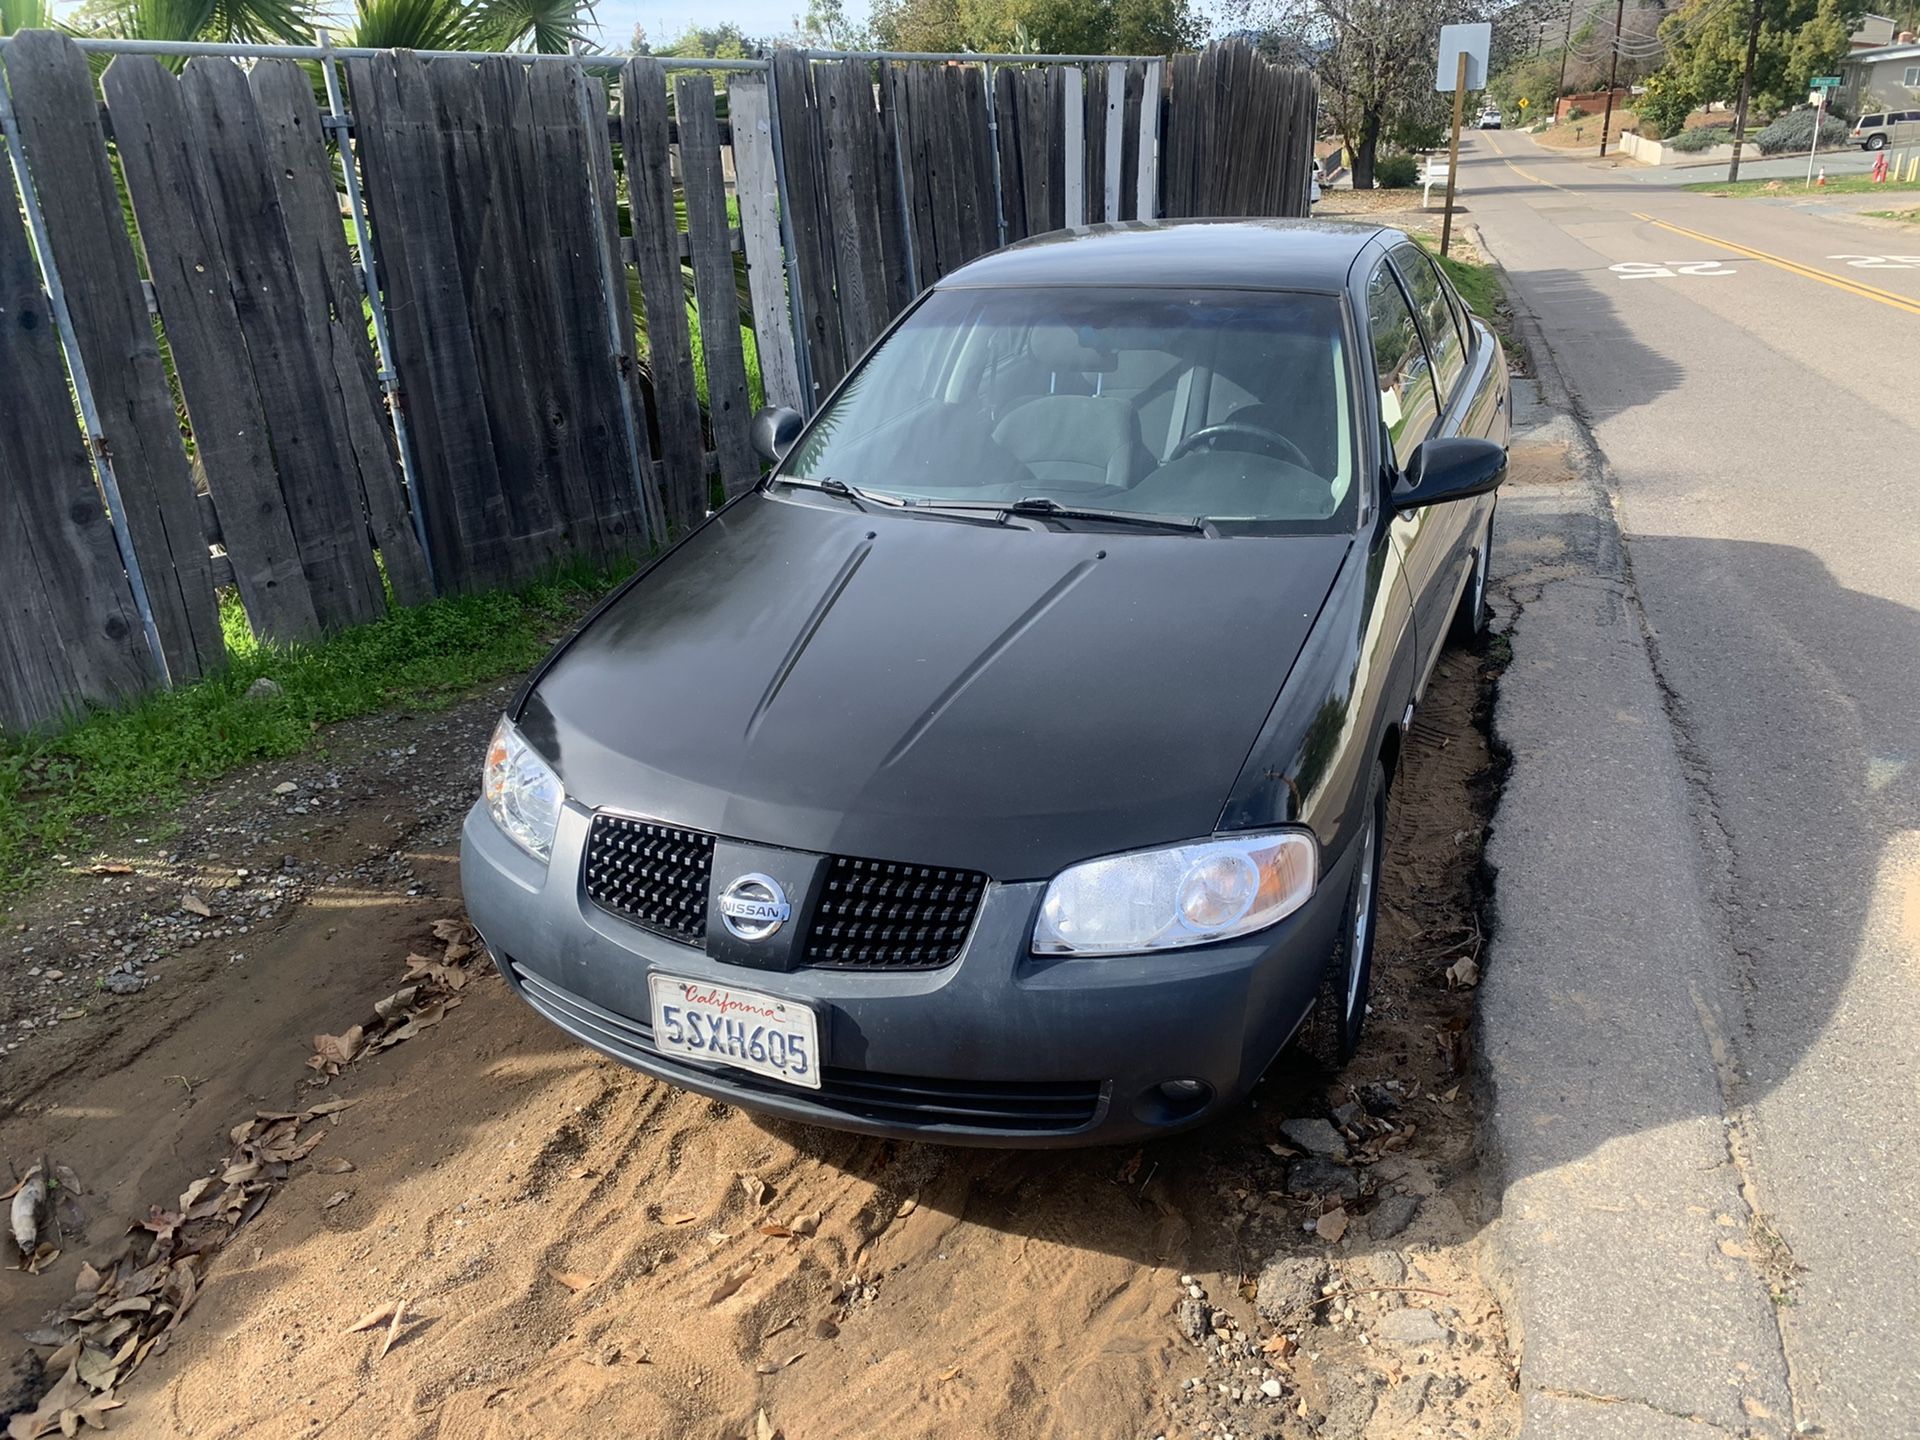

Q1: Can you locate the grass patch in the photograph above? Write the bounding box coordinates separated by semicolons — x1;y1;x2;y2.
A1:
1865;207;1920;223
1534;109;1637;150
0;556;634;898
1684;174;1920;198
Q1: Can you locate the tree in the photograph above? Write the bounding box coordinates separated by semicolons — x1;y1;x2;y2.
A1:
1651;0;1863;118
868;0;1199;54
797;0;872;47
1229;0;1488;189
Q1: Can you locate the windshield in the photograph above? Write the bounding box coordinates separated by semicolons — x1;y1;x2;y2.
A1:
779;286;1356;534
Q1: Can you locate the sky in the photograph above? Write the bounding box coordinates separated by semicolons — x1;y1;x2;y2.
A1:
591;0;868;49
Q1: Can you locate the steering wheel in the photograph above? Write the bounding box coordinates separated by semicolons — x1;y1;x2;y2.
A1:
1167;420;1315;472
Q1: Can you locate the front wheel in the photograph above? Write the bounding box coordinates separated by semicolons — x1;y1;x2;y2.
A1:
1450;510;1494;644
1298;763;1388;1071
1868;133;1888;151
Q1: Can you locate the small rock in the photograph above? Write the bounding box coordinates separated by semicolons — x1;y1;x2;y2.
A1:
1376;1307;1451;1349
101;972;145;996
1368;1193;1420;1240
1330;1101;1364;1131
1357;1084;1402;1116
1353;1251;1407;1289
1284;1157;1361;1201
1279;1117;1347;1159
273;782;298;796
1254;1255;1328;1326
1376;1373;1432;1427
1260;1378;1283;1399
1174;1295;1210;1344
244;677;283;701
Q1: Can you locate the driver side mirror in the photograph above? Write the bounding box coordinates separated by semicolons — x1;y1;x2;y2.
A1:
1390;437;1506;513
751;405;804;465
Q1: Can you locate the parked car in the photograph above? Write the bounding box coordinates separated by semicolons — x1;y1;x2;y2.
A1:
1852;109;1920;149
1478;106;1503;129
462;219;1510;1147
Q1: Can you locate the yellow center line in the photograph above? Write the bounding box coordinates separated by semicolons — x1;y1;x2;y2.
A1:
1501;157;1580;195
1633;210;1920;317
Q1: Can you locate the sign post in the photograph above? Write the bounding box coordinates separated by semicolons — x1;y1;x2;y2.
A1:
1808;75;1840;189
1435;22;1490;258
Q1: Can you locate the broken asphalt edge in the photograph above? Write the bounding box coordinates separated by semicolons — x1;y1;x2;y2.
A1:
1460;218;1801;1439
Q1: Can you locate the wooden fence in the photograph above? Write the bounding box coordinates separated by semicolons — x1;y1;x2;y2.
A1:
0;32;1315;734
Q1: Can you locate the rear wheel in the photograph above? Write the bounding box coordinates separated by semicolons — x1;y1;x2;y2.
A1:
1868;133;1888;151
1298;763;1387;1071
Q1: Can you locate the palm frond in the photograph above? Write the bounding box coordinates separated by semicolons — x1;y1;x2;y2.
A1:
472;0;593;53
345;0;478;49
0;0;60;36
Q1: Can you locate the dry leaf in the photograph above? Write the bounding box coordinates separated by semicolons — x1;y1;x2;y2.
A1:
92;863;132;876
1261;1332;1298;1359
706;1268;752;1306
376;1299;406;1362
319;1158;356;1175
549;1270;595;1294
1315;1207;1349;1243
373;986;421;1022
756;1223;794;1239
310;1027;364;1070
663;1212;698;1227
740;1174;769;1206
345;1303;398;1334
895;1197;918;1218
937;1364;962;1382
431;918;470;943
301;1097;360;1120
180;893;212;918
322;1190;351;1211
755;1409;780;1440
1445;956;1480;989
73;1263;102;1296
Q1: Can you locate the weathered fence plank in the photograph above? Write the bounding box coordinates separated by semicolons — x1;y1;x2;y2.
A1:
248;58;433;608
674;74;758;499
2;30;222;682
0;146;154;732
102;55;322;644
348;50;515;591
815;61;891;361
622;58;707;529
771;49;845;401
728;77;805;413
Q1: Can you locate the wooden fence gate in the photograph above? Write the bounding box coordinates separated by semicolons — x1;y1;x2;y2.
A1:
0;32;1316;734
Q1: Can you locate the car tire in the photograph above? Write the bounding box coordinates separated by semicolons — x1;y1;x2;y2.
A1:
1298;762;1387;1071
1868;133;1888;151
1450;511;1493;645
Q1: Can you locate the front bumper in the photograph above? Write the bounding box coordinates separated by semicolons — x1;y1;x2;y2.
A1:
461;801;1355;1147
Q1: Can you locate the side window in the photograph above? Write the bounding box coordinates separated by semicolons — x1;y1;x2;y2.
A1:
1390;242;1466;405
1366;260;1441;470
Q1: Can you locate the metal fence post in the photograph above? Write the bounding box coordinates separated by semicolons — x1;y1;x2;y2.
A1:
0;62;168;682
982;60;1007;248
316;26;436;590
761;51;817;412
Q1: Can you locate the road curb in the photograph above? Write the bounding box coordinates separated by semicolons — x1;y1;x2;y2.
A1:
1467;233;1800;1438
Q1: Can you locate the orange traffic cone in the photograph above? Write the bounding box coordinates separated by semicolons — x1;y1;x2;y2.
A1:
1816;167;1827;187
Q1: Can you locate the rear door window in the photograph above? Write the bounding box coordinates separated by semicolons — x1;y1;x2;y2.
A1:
1366;260;1441;470
1389;242;1466;407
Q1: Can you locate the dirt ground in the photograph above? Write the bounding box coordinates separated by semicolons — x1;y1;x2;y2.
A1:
0;589;1522;1439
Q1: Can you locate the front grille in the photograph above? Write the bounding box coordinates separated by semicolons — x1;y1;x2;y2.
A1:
508;962;1103;1134
582;814;713;945
804;856;988;970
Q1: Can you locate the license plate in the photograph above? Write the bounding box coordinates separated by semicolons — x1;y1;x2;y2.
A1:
647;974;821;1090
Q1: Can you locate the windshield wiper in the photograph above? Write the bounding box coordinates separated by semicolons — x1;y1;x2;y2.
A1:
774;476;904;511
1001;497;1219;536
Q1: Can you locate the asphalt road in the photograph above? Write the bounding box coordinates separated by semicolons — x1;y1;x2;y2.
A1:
1465;131;1920;1435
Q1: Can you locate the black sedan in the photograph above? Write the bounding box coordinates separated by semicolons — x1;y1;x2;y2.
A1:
462;219;1508;1146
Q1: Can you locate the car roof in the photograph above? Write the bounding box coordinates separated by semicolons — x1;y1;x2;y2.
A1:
933;218;1388;293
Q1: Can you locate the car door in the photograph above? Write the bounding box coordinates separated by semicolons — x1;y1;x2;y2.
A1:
1365;250;1455;678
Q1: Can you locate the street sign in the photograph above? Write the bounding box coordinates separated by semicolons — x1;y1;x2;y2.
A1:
1811;75;1841;90
1436;23;1491;92
1518;96;1529;109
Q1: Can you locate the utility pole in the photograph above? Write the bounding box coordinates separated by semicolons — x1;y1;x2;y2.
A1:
1598;0;1626;155
1727;0;1763;181
1555;0;1579;122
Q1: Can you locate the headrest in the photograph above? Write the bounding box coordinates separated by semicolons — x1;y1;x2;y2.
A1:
1028;322;1117;373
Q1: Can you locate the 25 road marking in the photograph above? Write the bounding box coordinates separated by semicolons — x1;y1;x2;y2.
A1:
1829;253;1920;268
1631;211;1920;317
1611;260;1738;279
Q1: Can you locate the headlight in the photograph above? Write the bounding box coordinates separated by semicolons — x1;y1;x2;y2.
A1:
1033;831;1318;955
483;716;565;863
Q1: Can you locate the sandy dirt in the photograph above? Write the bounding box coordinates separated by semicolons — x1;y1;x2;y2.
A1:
0;599;1524;1440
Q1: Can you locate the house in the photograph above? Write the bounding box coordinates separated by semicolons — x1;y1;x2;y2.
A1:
1850;13;1899;50
1840;37;1920;115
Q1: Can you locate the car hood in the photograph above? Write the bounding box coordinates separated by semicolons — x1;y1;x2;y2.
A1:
521;493;1351;880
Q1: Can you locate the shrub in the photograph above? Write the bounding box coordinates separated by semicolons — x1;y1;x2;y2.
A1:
1374;153;1419;188
1666;125;1732;152
1637;82;1696;138
1565;105;1587;121
1754;108;1848;155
